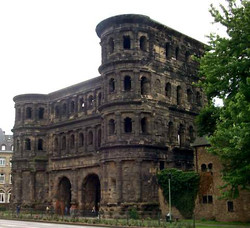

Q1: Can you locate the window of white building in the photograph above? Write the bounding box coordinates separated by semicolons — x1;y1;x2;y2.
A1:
0;158;5;167
0;190;5;203
0;174;5;184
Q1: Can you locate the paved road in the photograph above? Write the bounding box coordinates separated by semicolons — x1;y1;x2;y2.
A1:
0;219;109;228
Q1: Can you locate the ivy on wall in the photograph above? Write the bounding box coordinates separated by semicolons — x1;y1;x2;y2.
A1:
157;168;200;218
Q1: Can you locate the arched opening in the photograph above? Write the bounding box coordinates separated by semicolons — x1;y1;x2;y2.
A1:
168;122;174;143
187;89;193;103
25;138;31;150
123;35;131;49
82;174;101;213
88;131;93;145
56;177;72;215
201;164;207;172
70;101;75;113
165;82;171;98
108;37;114;54
79;133;84;147
165;42;171;59
124;117;132;133
38;107;44;119
70;134;75;149
141;76;149;95
109;78;115;92
109;119;115;135
62;103;67;116
61;136;66;150
38;139;43;150
141;117;148;134
177;86;182;105
178;124;185;146
55;106;60;118
26;107;32;119
140;36;147;51
124;76;131;91
88;95;94;109
175;46;179;60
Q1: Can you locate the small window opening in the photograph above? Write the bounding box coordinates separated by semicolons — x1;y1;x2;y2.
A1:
160;161;165;170
88;95;94;109
202;195;207;204
178;124;184;146
168;122;173;142
201;164;207;172
109;119;115;135
108;37;114;54
1;145;6;151
38;107;44;119
70;134;75;149
124;117;132;133
208;163;213;171
25;138;31;150
79;133;84;147
140;36;147;51
124;76;131;91
187;89;193;103
88;131;93;145
38;139;43;150
227;201;234;212
141;117;147;134
62;103;67;116
26;107;32;119
109;78;115;92
70;101;75;113
62;136;66;150
185;51;190;62
123;35;131;49
177;86;182;105
55;106;60;118
141;76;149;95
208;195;213;203
175;46;179;60
165;83;171;98
165;42;171;59
80;98;85;110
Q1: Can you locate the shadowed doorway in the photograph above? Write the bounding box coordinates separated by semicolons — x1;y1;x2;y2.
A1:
56;177;71;215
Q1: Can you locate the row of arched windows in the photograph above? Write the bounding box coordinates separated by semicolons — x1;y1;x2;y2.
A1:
16;106;45;121
53;128;102;155
106;34;196;63
16;138;44;151
108;76;202;106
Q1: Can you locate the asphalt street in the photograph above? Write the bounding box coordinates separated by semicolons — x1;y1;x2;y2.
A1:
0;219;109;228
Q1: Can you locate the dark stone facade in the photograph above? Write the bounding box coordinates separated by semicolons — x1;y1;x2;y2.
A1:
12;14;204;216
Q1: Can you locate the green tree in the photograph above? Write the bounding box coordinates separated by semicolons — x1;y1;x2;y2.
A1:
196;0;250;198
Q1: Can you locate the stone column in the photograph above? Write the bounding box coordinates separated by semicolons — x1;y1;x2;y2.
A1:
116;160;123;203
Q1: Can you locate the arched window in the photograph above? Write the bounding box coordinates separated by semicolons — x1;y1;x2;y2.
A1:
187;89;193;103
208;163;213;171
98;93;102;106
185;51;190;62
38;139;43;150
175;46;179;60
97;129;101;148
177;86;182;105
108;37;114;54
70;134;75;149
123;35;131;49
1;145;6;151
55;105;60;118
70;101;75;113
109;78;115;92
140;36;147;51
79;133;84;147
165;83;171;98
17;108;21;121
88;95;94;109
0;189;5;203
79;98;85;111
54;138;58;151
62;103;67;116
141;117;148;134
88;131;93;145
141;76;149;95
165;42;171;59
124;76;131;91
188;126;195;143
178;124;184;146
124;117;132;133
38;107;44;119
26;107;32;119
168;122;174;142
61;136;66;150
109;119;115;135
25;138;31;150
196;92;202;106
201;164;207;172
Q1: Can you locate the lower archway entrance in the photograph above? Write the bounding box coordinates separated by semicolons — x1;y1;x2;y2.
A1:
56;177;71;215
82;174;100;213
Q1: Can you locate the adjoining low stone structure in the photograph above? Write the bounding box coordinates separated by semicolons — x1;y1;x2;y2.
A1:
193;137;250;222
12;14;205;217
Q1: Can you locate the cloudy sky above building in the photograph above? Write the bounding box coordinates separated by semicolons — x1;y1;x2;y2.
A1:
0;0;226;134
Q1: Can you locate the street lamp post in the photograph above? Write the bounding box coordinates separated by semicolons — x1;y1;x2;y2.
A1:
168;173;172;222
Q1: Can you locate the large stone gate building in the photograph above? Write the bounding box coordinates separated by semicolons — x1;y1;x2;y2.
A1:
12;14;204;216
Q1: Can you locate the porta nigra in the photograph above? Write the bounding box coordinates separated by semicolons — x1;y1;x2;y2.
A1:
12;14;205;217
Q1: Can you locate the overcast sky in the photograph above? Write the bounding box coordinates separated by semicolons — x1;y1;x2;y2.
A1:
0;0;225;134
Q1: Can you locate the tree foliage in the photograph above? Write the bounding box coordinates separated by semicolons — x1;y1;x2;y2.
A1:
196;0;250;197
157;168;200;218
